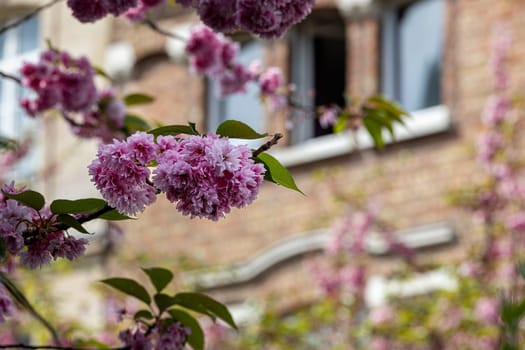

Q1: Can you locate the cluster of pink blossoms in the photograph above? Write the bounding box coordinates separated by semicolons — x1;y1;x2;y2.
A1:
68;0;314;38
119;322;191;350
186;26;285;99
123;0;166;22
20;50;126;143
88;132;158;217
89;132;265;220
177;0;316;38
67;0;166;23
20;50;97;116
0;184;88;270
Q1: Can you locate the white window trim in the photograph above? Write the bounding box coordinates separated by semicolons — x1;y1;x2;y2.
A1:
365;268;458;308
0;15;42;181
223;268;459;326
182;221;455;289
271;105;451;167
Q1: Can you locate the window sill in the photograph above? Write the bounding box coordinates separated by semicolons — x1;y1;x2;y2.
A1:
182;221;455;290
271;104;451;167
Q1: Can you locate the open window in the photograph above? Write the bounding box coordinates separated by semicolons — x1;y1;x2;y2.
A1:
289;9;347;145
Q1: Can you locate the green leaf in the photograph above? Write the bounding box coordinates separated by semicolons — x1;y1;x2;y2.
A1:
50;198;106;215
123;93;155;106
173;292;237;330
98;209;133;221
188;122;199;135
92;65;111;80
148;125;198;138
168;308;205;350
216;120;267;139
0;136;17;150
142;267;174;292
100;278;151;305
368;111;394;140
3;190;45;211
333;114;347;134
363;115;385;149
125;114;151;133
134;309;154;321
502;343;519;350
255;153;303;194
517;261;525;281
154;293;177;313
74;338;111;350
56;214;89;234
367;95;408;123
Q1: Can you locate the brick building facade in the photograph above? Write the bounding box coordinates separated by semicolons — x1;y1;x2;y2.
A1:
3;0;525;325
96;0;525;313
94;0;525;314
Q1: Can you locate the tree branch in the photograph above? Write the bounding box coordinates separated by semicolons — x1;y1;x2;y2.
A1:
0;272;60;345
252;133;283;158
0;344;128;350
0;0;63;36
53;205;116;231
0;71;22;85
142;18;186;42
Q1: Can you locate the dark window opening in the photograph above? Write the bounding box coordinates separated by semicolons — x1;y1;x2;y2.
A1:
314;36;346;138
289;9;346;144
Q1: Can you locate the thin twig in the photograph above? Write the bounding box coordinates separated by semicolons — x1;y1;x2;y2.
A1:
252;133;283;158
142;18;186;42
0;272;60;345
0;0;63;36
0;344;128;350
0;71;22;84
53;205;116;231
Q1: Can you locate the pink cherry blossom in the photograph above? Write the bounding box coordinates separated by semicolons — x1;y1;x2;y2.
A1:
156;323;191;350
0;287;13;323
237;0;315;38
196;0;239;33
475;297;500;324
20;50;97;116
218;63;254;95
259;67;283;95
89;132;158;216
119;328;152;350
153;134;265;220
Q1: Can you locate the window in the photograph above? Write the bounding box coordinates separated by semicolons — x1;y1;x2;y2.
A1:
381;0;444;112
289;10;347;144
0;15;40;138
0;15;41;179
207;40;265;147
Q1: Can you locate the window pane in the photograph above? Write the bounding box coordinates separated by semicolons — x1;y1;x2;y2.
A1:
222;41;264;132
0;32;5;59
399;0;443;111
18;15;39;54
0;82;4;131
208;40;265;146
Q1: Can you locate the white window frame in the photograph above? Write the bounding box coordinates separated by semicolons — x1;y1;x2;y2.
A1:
275;0;450;167
288;26;315;145
0;15;42;180
0;16;41;137
182;221;454;289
